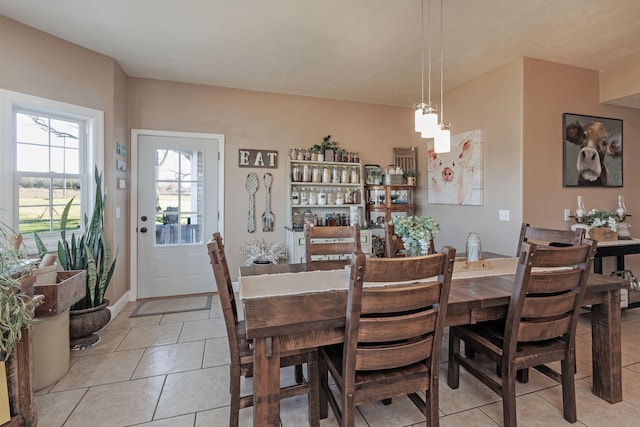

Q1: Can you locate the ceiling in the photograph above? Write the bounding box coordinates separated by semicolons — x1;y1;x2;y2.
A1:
3;0;640;108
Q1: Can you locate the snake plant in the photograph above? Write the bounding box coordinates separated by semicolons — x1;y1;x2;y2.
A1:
57;168;117;310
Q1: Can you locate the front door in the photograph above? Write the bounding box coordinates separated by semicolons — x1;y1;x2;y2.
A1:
136;131;222;298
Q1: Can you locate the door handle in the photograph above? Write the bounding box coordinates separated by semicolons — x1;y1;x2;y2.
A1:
140;227;148;233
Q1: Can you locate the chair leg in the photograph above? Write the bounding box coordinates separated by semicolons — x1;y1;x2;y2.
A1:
561;356;577;423
306;352;320;427
343;391;355;427
447;328;461;389
319;353;329;419
502;364;517;427
295;364;305;384
230;366;241;427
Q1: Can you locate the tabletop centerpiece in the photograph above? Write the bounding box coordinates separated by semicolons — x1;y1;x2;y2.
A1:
583;209;618;241
241;239;287;265
389;215;440;257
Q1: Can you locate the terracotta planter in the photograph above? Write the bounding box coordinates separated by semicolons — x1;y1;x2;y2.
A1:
69;299;110;350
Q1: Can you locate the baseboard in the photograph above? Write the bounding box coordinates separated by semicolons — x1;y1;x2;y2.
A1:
107;291;131;321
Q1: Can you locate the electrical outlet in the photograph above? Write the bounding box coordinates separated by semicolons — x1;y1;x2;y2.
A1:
564;208;571;221
499;210;510;221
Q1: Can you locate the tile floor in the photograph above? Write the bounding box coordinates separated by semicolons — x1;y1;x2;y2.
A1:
33;295;640;427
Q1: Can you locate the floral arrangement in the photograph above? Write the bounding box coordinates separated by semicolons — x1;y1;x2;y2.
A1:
583;209;618;232
240;239;287;265
390;215;440;256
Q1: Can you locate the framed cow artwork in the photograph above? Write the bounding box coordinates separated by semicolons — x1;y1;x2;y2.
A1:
427;128;484;205
563;113;623;187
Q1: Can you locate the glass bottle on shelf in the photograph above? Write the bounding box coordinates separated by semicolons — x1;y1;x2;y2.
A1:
300;187;309;205
322;166;331;183
317;188;327;205
291;187;300;205
292;164;302;182
309;187;317;205
302;164;311;182
290;147;297;160
327;189;336;205
312;166;322;183
350;167;359;184
341;166;350;184
332;166;340;183
335;189;344;205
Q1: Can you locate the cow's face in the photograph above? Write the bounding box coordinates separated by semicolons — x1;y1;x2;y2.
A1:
566;121;620;184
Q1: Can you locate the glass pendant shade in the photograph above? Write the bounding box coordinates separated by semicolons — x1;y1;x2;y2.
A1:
434;123;451;153
419;105;439;138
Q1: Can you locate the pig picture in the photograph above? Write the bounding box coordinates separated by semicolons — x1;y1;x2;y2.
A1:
427;129;483;205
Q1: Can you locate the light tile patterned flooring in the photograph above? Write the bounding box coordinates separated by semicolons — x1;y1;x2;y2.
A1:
34;295;640;426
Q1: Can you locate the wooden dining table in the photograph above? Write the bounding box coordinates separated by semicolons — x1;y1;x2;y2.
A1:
239;259;625;426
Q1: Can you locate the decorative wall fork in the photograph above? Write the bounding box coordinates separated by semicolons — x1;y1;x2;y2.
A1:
262;173;275;232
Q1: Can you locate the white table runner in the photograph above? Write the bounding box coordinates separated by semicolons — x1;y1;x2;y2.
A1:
240;257;522;300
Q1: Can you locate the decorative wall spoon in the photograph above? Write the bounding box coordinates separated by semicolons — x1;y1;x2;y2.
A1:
245;173;259;232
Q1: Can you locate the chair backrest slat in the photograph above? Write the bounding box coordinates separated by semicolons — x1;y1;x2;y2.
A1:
304;224;361;265
506;239;596;349
344;246;456;375
517;223;584;256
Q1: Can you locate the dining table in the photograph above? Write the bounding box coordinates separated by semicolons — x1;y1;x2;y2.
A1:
239;257;626;427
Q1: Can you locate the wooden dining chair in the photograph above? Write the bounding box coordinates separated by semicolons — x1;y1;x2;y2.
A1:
447;239;597;427
304;224;361;270
207;233;320;427
516;222;584;256
319;246;456;427
384;223;435;257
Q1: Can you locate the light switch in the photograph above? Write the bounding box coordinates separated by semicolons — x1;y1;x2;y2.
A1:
499;210;510;221
115;207;121;219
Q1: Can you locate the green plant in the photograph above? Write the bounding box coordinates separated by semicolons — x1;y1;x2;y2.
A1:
584;210;618;232
57;167;117;309
0;223;34;359
320;135;338;154
390;215;440;256
311;144;322;154
404;170;416;178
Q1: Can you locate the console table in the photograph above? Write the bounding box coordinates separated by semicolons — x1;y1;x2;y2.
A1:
593;238;640;274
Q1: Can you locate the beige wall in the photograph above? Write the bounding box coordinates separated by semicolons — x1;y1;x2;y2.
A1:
0;17;130;303
128;78;412;278
420;59;524;256
523;57;640;273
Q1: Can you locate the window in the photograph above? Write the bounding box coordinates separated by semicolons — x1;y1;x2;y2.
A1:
0;90;104;249
15;110;84;235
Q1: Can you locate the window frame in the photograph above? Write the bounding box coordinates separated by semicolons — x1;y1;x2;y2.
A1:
0;89;104;252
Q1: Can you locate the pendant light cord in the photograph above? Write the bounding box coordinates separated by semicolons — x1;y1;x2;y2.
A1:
427;0;432;107
420;0;425;106
439;0;444;121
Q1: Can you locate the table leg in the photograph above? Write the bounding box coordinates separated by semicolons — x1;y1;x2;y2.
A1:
590;289;623;403
253;337;281;426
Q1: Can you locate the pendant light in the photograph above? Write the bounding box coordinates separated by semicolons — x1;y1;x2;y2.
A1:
415;0;439;137
434;0;451;153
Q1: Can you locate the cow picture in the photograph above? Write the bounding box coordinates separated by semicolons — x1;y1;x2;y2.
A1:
427;128;483;205
563;113;623;187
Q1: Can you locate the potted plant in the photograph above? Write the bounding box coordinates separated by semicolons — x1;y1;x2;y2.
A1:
311;144;321;161
0;223;35;425
389;215;440;257
321;135;339;162
240;239;287;265
404;170;417;186
57;168;117;349
583;209;618;241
